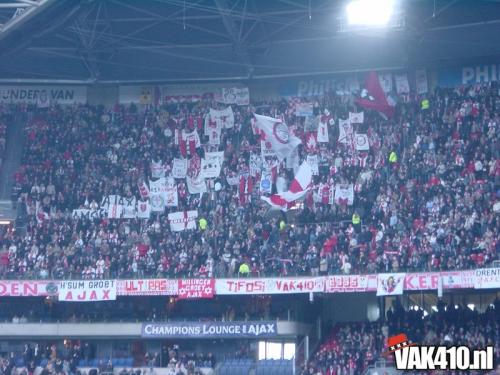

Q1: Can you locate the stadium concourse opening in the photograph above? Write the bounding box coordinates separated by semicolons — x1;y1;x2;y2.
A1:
0;0;499;375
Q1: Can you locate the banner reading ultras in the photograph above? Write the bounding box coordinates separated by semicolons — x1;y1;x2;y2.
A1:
141;321;277;339
58;280;117;302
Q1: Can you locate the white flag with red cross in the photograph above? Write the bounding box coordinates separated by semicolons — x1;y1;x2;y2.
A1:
168;210;198;232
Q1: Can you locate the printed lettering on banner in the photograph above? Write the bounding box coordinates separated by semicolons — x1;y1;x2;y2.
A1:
149;178;167;211
295;103;313;117
117;279;178;296
249;154;261;177
58;280;117;302
376;273;405;296
151;160;165;179
136;200;151;219
334;184;354;205
395;73;410;94
172;158;188;179
165;178;178;207
378;72;393;93
141;321;277;339
338;119;353;144
168;210;198;231
103;195;123;219
474;267;500;289
404;273;441;291
221;87;250;106
0;86;87;104
324;275;376;293
215;277;324;295
415;68;428;94
0;280;59;297
355;133;370;151
306;154;319;175
441;270;474;289
260;169;273;194
72;209;106;220
349;112;364;124
178;279;215;299
122;196;137;219
201;152;224;179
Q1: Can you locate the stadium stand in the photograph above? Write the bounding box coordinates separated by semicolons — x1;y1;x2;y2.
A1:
2;83;498;280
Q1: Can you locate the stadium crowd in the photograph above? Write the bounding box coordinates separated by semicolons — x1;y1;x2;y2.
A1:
0;80;498;280
303;300;500;375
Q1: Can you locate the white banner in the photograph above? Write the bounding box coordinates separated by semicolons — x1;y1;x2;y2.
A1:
306;155;319;175
249;154;261;177
122;197;137;219
117;279;178;296
201;152;224;179
317;117;329;143
215;277;324;295
334;184;354;205
376;273;405;296
295;103;313;117
137;200;151;219
172;158;188;179
354;133;370;151
149;178;168;211
260;169;273;194
349;112;364;124
168;210;198;231
474;268;500;289
119;85;154;104
58;280;117;302
151;160;165;179
415;68;428;94
395;73;410;94
221;87;249;106
165;179;178;207
378;72;393;93
338;119;353;144
209;107;234;129
72;209;106;220
0;86;87;104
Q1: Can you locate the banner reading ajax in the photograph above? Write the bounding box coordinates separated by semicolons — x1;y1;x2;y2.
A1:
141;321;277;338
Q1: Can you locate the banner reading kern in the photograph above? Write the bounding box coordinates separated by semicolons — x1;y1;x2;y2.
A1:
142;321;277;339
474;268;500;289
58;280;117;302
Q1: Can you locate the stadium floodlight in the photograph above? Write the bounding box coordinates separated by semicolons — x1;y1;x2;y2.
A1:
346;0;394;26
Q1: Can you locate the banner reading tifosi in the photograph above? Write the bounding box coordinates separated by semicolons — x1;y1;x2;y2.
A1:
0;86;87;104
142;321;277;338
474;268;500;289
58;280;117;302
215;277;324;295
117;279;178;296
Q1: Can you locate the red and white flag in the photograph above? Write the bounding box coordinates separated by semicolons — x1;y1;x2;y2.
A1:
168;210;198;232
261;161;313;211
356;71;395;119
138;181;150;199
253;114;301;161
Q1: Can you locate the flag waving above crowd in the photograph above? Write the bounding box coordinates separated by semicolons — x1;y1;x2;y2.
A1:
252;114;301;161
356;71;395;119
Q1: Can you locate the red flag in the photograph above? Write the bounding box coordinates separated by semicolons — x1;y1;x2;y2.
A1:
356;71;395;119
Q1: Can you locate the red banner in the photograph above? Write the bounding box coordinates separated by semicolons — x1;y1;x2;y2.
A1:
178;279;215;299
117;279;178;296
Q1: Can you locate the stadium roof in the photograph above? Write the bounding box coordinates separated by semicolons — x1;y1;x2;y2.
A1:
0;0;500;83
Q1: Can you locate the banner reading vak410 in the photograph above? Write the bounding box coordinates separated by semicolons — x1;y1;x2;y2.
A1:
0;86;87;105
58;280;117;302
142;321;277;339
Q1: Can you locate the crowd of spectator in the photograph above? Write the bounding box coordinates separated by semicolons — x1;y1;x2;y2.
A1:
303;299;500;375
0;341;215;375
0;80;498;280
